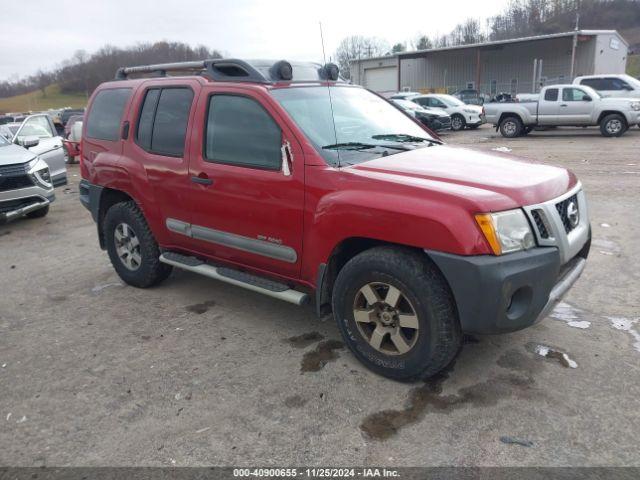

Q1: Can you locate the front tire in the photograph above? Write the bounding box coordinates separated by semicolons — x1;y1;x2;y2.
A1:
332;247;461;382
499;116;523;138
450;114;466;131
600;114;627;137
103;201;172;288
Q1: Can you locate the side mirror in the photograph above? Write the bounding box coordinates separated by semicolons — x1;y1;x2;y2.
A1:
18;136;40;148
582;95;592;102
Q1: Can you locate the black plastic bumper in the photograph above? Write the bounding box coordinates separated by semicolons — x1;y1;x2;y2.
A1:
79;179;102;223
428;240;590;334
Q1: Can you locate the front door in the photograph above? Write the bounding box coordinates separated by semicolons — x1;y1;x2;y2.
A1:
15;114;66;184
185;87;304;279
558;87;593;124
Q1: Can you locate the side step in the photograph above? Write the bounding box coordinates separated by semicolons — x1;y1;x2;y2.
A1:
159;252;309;306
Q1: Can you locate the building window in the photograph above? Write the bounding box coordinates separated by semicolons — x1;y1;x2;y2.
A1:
490;80;497;95
510;79;518;95
466;82;475;90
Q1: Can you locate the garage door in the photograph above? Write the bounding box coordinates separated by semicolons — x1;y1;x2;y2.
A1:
364;67;397;94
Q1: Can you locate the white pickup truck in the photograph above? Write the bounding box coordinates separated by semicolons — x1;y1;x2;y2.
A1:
484;84;640;138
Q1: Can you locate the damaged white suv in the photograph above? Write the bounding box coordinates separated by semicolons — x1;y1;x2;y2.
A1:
0;134;55;223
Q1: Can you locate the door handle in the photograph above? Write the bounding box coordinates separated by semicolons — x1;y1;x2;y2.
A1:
191;175;213;186
560;104;568;107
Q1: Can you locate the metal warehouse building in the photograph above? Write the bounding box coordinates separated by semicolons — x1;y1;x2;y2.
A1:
350;30;629;96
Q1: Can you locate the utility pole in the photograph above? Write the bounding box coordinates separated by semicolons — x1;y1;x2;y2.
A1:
569;11;580;80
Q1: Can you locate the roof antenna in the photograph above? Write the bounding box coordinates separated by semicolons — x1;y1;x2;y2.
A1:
319;21;341;168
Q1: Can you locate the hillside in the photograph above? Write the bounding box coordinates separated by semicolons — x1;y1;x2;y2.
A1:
0;84;87;114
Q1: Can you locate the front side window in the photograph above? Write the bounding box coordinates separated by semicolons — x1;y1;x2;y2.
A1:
205;95;281;170
16;116;54;141
86;88;131;141
563;88;588;102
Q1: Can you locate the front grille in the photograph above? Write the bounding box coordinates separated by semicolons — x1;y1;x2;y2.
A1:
531;209;550;239
0;162;30;176
556;194;579;234
0;197;41;215
0;175;33;192
0;162;33;192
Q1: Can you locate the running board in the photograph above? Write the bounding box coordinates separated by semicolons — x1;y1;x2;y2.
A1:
159;252;309;306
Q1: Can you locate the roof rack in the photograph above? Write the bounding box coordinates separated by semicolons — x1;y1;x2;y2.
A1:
114;59;343;84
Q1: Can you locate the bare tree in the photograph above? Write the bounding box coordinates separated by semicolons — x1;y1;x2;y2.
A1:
334;36;389;80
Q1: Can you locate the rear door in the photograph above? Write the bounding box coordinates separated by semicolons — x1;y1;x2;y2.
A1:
537;87;563;125
184;86;305;279
14;114;66;185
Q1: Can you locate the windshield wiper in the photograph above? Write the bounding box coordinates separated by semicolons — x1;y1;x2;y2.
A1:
322;142;409;151
371;134;442;144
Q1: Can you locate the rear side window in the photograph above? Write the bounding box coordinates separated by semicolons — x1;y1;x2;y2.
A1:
205;95;281;170
136;87;193;156
86;88;131;141
544;88;558;101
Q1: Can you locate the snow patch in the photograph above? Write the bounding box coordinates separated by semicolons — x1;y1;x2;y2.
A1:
551;302;591;329
605;316;640;353
492;146;512;152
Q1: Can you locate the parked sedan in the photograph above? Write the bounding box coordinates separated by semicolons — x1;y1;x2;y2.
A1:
391;99;451;131
408;94;485;131
3;114;67;187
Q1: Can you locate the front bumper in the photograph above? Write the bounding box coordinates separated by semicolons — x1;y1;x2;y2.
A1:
427;233;590;334
0;187;55;223
467;114;486;126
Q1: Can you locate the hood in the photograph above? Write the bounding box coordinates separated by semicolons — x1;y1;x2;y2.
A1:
0;143;36;166
421;107;450;117
600;96;640;105
348;145;576;210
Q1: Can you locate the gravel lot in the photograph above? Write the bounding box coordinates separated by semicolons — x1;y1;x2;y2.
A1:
1;125;639;467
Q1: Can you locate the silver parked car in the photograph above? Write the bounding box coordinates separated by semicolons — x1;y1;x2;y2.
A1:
0;134;56;222
3;114;67;187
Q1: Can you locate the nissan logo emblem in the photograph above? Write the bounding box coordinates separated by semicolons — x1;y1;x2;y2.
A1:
567;201;579;228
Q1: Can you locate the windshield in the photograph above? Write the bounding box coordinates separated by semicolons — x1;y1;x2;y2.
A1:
271;86;435;166
0;134;9;146
438;95;465;107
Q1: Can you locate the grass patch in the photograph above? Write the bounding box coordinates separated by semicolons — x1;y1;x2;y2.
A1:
0;84;87;114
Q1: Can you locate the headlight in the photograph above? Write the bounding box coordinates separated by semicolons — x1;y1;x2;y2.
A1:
630;101;640;111
475;209;535;255
26;157;52;188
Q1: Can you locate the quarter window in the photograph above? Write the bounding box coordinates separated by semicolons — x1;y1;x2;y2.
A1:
205;95;281;170
135;87;193;156
544;88;559;101
86;88;131;141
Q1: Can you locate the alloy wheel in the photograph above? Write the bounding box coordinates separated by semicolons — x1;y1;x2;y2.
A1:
114;222;141;271
352;282;420;355
606;119;622;135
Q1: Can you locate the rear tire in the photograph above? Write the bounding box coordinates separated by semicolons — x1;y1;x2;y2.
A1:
451;114;466;131
103;201;172;288
499;116;523;138
332;247;462;382
600;114;627;137
25;205;49;219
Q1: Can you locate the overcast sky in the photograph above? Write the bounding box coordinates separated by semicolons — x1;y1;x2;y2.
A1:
1;0;508;81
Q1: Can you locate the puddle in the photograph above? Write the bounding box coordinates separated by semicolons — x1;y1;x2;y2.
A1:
533;344;577;368
284;394;307;408
286;331;324;348
550;302;590;329
360;370;535;441
500;436;534;447
591;238;620;256
186;300;216;314
300;340;344;373
605;316;640;353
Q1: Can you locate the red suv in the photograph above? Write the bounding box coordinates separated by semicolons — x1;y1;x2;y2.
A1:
79;59;590;381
